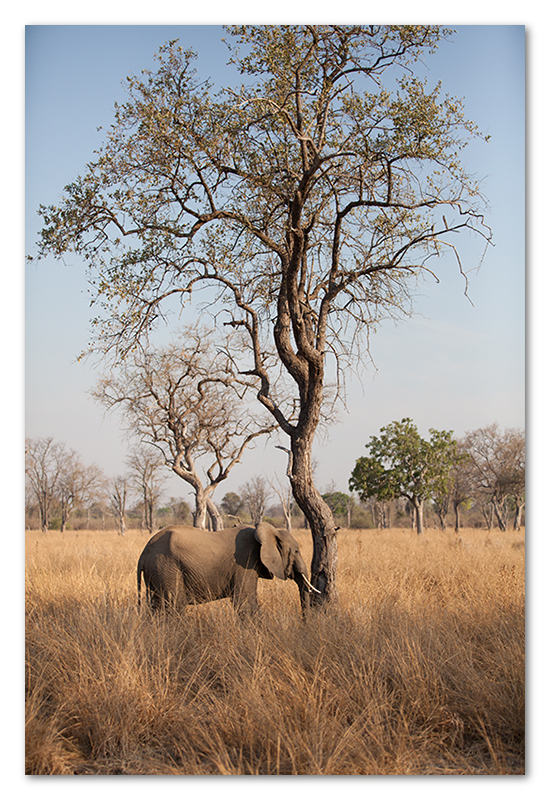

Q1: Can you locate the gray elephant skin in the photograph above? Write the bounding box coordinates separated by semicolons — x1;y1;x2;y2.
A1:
137;521;318;614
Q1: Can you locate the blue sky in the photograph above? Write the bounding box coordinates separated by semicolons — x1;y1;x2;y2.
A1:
25;24;525;501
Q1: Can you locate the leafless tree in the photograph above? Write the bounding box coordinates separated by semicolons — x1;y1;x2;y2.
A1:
94;326;276;529
109;476;129;535
268;478;295;533
25;437;68;531
463;424;525;531
58;457;106;532
267;445;295;532
240;476;271;526
127;446;166;534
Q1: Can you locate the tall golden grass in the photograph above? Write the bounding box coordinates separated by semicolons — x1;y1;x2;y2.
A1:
25;526;524;775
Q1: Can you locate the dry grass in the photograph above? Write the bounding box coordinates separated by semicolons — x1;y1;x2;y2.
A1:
25;526;525;775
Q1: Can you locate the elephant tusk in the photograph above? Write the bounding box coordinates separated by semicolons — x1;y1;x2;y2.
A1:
302;575;322;594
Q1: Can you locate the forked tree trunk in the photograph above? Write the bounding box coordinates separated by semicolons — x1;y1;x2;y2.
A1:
207;497;223;531
492;498;508;531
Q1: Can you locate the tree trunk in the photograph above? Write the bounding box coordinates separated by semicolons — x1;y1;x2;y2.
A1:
39;491;49;531
483;503;493;530
283;508;292;533
207;496;223;531
150;502;155;534
193;490;208;529
412;497;424;535
513;501;524;530
453;500;461;533
60;498;70;532
492;498;508;531
289;435;338;604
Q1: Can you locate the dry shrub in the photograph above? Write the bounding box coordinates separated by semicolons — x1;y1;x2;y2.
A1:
25;527;524;774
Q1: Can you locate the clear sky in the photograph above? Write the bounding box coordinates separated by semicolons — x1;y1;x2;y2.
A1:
25;24;525;502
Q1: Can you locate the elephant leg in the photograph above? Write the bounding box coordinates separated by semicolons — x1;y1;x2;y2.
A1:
231;573;260;616
144;561;187;612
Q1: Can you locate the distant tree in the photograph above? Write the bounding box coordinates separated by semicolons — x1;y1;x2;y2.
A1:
109;476;129;535
220;492;244;521
431;491;450;530
168;496;192;524
55;450;80;532
446;441;476;533
322;490;354;528
268;477;295;533
349;418;460;535
58;457;106;532
127;446;166;534
25;437;68;531
93;326;276;529
463;424;525;531
431;441;473;531
240;476;271;526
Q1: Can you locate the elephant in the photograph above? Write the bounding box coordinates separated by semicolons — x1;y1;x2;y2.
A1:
137;521;319;615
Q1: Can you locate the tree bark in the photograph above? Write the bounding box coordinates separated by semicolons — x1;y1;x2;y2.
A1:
453;500;461;533
412;498;424;535
513;502;524;530
289;434;338;603
193;492;208;529
207;497;223;531
492;497;508;531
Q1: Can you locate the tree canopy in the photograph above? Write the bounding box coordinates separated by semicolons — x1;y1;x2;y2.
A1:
33;26;490;599
349;418;460;534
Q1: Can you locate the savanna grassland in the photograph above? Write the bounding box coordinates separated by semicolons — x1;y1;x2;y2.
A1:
25;526;525;775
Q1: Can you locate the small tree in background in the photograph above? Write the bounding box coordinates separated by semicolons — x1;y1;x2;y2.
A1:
109;476;129;535
462;424;525;531
127;446;166;534
349;418;460;535
168;497;192;525
322;490;354;528
268;477;295;533
220;492;244;523
25;437;67;531
60;460;106;532
240;477;271;526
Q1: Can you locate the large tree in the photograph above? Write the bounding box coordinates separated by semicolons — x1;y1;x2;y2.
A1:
33;26;490;600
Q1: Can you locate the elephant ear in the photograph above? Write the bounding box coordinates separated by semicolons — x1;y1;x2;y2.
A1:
254;522;286;580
